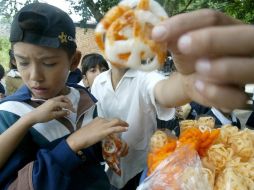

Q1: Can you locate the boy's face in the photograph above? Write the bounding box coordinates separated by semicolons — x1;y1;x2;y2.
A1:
13;42;77;99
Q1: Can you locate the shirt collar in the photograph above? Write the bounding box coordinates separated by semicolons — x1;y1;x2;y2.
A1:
0;83;96;104
99;69;139;84
211;107;236;125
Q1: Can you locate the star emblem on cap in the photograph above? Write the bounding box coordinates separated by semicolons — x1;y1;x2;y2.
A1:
58;32;68;43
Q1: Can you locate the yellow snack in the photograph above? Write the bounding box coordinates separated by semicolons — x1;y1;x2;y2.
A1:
227;157;254;181
207;143;234;174
214;167;253;190
175;103;191;120
95;0;168;71
149;130;169;151
179;120;197;133
228;129;254;161
197;116;215;132
215;124;239;145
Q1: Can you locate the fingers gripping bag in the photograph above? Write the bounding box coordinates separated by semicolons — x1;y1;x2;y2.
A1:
137;145;213;190
95;0;169;71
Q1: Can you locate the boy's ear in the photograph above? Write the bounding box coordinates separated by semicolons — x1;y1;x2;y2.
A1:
12;60;17;66
70;50;81;71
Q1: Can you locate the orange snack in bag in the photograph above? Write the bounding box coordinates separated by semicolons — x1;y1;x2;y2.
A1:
147;130;177;175
102;134;128;176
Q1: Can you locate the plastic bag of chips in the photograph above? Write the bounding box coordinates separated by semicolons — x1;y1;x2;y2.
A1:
138;145;213;190
102;134;128;176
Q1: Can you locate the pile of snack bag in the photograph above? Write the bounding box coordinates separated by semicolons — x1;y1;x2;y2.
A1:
137;117;254;190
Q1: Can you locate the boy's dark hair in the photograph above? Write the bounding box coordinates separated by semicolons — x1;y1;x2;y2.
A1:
9;3;77;57
81;53;109;75
0;64;5;80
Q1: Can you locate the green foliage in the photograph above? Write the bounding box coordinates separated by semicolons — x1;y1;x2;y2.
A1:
0;36;10;70
0;0;253;25
0;0;38;19
223;0;254;23
68;0;119;27
159;0;254;23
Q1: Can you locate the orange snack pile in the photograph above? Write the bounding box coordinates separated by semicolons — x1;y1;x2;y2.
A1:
147;127;220;175
95;0;168;71
147;130;177;175
145;146;211;190
179;127;220;157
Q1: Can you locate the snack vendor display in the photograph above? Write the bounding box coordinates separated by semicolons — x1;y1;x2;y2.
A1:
139;117;254;190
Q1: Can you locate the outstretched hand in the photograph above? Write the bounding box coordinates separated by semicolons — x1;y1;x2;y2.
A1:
152;9;253;110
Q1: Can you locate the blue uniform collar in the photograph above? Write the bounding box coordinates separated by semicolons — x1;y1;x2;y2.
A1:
0;83;97;104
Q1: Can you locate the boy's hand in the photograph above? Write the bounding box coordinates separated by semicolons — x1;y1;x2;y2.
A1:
152;9;251;110
29;95;75;124
66;117;128;152
152;9;241;74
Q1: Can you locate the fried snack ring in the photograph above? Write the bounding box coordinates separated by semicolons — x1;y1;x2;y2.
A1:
102;134;128;176
197;116;215;132
228;129;254;161
175;103;191;120
95;0;168;71
214;124;239;144
207;143;234;174
149;130;169;151
179;119;197;133
227;157;254;181
214;167;253;190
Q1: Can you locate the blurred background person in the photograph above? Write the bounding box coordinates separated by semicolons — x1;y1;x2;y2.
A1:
79;53;109;90
5;50;23;95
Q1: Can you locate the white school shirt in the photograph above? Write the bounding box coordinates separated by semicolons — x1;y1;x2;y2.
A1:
91;69;175;188
211;107;238;125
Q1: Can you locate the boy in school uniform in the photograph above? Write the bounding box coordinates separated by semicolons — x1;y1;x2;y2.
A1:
0;3;128;190
92;69;176;189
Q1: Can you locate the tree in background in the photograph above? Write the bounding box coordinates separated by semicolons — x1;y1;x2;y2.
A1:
0;0;39;19
0;0;253;23
68;0;119;27
0;36;10;70
67;0;254;24
157;0;254;23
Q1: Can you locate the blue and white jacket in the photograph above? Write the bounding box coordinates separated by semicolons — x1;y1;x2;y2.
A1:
0;84;110;190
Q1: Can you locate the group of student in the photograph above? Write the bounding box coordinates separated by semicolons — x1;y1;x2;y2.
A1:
0;2;253;190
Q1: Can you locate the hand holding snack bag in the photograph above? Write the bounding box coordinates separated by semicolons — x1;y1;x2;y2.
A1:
102;134;128;176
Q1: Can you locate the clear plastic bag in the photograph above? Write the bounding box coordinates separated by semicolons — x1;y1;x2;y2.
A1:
137;145;213;190
102;134;128;176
